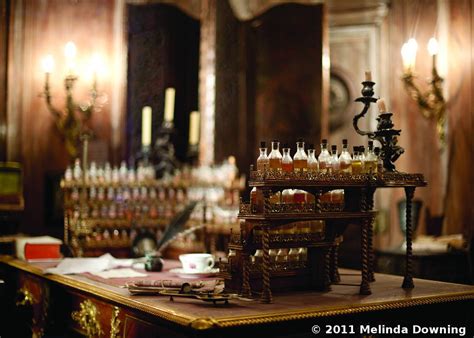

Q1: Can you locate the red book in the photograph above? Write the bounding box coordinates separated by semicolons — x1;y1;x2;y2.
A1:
24;243;61;260
16;236;63;261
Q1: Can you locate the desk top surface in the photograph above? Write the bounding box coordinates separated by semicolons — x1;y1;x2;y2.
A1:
1;256;473;330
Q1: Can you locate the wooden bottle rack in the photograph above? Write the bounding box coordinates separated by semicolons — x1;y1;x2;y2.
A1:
220;169;426;303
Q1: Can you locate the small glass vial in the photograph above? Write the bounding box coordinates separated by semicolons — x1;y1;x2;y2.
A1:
339;139;352;174
256;141;269;173
73;159;82;181
364;141;378;174
329;145;340;173
359;145;367;173
293;139;308;173
281;144;294;173
250;187;264;213
268;140;282;172
318;139;331;173
307;144;319;173
64;165;73;182
351;147;363;174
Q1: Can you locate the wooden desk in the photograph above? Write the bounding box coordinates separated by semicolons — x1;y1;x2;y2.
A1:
1;256;473;337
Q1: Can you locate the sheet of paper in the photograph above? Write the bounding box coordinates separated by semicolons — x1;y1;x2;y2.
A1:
91;268;147;279
45;253;135;275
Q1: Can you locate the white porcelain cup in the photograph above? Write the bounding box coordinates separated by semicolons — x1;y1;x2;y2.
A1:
179;253;215;273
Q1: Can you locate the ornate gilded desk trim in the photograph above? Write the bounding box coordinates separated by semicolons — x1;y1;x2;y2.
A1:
214;292;474;328
2;256;472;331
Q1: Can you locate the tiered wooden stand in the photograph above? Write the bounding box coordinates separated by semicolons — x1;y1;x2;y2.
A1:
62;179;242;257
220;169;426;303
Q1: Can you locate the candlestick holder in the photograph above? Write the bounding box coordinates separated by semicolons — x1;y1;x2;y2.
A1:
151;122;179;178
42;73;102;157
187;144;199;166
353;81;405;172
401;67;446;148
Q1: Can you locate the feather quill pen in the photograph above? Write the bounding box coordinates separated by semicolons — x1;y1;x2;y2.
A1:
156;201;199;253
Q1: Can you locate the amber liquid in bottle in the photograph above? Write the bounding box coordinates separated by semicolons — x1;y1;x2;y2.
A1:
364;140;377;174
339;139;352;174
293;140;308;173
268;140;282;172
351;146;363;174
318;139;331;174
281;146;293;173
256;141;269;172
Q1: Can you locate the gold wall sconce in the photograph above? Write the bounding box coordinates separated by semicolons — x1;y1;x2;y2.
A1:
401;37;446;148
41;41;105;157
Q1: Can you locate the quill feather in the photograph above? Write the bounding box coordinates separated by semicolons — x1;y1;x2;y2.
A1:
156;201;198;253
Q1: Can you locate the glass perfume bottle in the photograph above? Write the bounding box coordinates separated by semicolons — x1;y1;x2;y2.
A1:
351;146;363;174
73;158;82;181
256;141;269;173
307;144;319;173
293;139;308;173
339;139;352;174
250;187;264;213
268;140;282;172
318;139;331;173
329;145;340;173
359;145;367;173
364;141;378;174
281;144;293;173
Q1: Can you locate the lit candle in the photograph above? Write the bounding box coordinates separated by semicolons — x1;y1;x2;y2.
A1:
188;111;200;145
401;38;418;73
164;88;175;123
427;37;439;70
64;41;77;75
42;55;54;88
365;71;372;82
141;106;152;148
90;53;103;90
377;98;387;112
42;55;54;74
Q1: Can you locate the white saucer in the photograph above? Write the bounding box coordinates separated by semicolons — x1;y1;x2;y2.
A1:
169;268;220;279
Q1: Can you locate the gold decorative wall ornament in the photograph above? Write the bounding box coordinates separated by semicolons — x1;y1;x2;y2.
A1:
109;306;121;338
16;287;36;306
40;43;106;157
401;38;447;148
72;299;103;337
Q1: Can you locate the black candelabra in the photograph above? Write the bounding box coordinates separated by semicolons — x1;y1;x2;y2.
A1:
353;80;405;172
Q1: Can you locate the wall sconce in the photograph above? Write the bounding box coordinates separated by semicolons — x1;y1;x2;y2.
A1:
401;37;446;148
41;41;105;157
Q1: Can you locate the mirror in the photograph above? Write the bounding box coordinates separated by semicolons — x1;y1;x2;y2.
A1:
126;3;200;163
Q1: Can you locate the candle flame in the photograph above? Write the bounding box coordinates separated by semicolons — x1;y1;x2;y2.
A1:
428;37;439;56
42;55;54;73
64;41;77;59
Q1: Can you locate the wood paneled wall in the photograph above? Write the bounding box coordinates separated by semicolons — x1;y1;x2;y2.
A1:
386;0;473;240
6;0;126;236
2;0;472;240
444;0;473;236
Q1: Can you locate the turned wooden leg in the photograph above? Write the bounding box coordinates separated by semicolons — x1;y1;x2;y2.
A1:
324;246;332;291
260;226;272;303
360;218;372;295
330;243;341;284
366;188;376;282
402;187;415;289
241;254;252;298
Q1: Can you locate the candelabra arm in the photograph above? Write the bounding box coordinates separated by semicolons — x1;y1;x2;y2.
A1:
353;81;378;138
43;74;62;119
402;70;447;147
